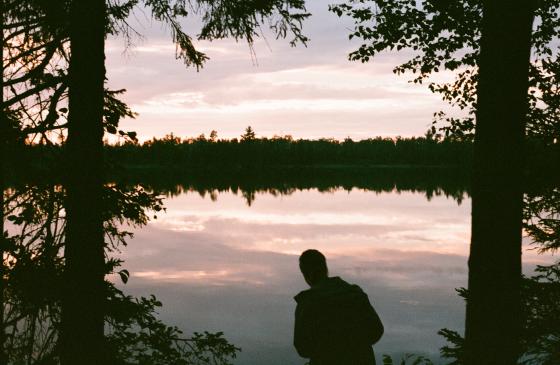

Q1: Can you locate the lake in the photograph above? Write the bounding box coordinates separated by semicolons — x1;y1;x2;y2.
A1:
116;185;550;364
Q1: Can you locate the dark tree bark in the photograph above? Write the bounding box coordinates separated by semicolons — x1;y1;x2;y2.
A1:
60;0;106;363
0;0;7;362
465;1;534;364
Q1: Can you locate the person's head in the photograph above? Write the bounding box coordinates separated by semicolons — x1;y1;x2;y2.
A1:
299;249;328;287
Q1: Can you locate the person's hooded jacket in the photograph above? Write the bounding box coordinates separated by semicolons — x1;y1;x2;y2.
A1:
294;276;383;365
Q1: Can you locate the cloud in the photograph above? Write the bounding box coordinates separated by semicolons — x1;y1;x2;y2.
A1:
104;1;451;141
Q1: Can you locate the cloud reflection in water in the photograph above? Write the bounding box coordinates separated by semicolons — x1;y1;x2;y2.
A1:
117;189;544;364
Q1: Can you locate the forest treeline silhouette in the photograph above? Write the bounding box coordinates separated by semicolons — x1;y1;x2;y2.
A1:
109;134;474;168
8;133;473;170
7;129;560;173
6;126;559;211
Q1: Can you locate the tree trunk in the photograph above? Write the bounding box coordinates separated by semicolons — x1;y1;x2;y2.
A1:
0;0;7;362
60;0;106;363
465;1;534;364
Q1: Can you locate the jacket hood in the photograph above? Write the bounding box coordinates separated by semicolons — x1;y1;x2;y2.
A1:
294;276;364;304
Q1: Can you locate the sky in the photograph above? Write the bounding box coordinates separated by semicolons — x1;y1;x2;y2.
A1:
105;0;453;142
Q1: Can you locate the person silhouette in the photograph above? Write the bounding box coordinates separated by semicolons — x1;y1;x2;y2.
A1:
294;249;384;365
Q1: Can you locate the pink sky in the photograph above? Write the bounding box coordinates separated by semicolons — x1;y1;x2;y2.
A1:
105;1;454;142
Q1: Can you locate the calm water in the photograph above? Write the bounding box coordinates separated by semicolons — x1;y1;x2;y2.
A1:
117;188;549;364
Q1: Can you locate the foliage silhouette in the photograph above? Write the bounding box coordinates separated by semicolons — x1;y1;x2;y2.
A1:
427;186;560;365
1;0;310;145
3;184;240;365
436;260;560;365
3;0;310;362
241;126;257;142
524;187;560;253
332;1;537;362
330;0;560;143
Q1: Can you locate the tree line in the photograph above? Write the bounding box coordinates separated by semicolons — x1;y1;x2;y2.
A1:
6;132;560;178
111;133;476;167
7;134;473;171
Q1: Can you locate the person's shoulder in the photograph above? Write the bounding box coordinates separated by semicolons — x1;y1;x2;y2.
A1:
294;288;313;304
294;277;367;304
332;276;365;293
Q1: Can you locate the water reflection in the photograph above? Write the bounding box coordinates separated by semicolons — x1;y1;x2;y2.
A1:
2;176;559;364
116;188;477;364
2;184;239;365
116;166;471;206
